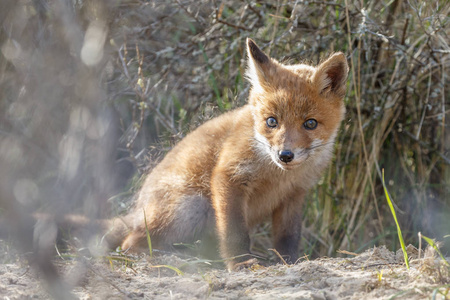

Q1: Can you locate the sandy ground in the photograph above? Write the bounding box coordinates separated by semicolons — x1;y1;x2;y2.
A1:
1;244;449;300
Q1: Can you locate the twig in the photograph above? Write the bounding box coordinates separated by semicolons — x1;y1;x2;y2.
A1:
213;1;250;31
363;263;403;268
418;232;422;260
268;248;288;266
246;1;263;20
175;0;207;26
269;14;289;20
401;17;409;45
415;67;432;139
337;249;358;256
306;0;344;7
216;18;250;31
294;254;309;264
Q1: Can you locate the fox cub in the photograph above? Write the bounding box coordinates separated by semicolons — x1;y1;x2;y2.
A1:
106;39;349;270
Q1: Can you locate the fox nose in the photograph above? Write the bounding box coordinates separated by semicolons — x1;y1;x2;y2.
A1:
278;150;294;163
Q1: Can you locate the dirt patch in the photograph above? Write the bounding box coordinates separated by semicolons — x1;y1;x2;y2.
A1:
0;245;448;299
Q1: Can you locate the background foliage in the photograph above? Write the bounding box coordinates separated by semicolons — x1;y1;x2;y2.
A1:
0;0;449;265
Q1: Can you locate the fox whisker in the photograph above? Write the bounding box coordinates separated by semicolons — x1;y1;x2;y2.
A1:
307;141;334;151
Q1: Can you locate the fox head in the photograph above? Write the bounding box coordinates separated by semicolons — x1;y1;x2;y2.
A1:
246;38;349;170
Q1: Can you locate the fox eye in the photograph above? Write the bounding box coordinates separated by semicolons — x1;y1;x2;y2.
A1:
266;117;278;128
304;119;318;130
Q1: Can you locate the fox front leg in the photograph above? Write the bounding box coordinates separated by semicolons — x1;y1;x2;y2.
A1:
211;176;252;271
271;190;305;264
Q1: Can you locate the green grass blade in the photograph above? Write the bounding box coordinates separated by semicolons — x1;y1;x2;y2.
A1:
421;234;450;266
143;209;153;257
382;169;409;269
151;265;184;276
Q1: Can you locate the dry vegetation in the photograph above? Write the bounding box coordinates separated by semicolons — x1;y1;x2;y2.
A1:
0;0;449;298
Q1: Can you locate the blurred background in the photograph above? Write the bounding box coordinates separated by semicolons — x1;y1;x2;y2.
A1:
0;0;449;274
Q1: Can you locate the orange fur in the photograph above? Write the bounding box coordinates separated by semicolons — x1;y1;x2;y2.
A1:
104;39;349;270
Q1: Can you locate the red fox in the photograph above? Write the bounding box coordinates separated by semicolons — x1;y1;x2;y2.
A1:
70;38;349;270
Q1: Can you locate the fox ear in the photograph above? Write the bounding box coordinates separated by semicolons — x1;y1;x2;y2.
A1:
313;53;349;98
246;38;274;92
